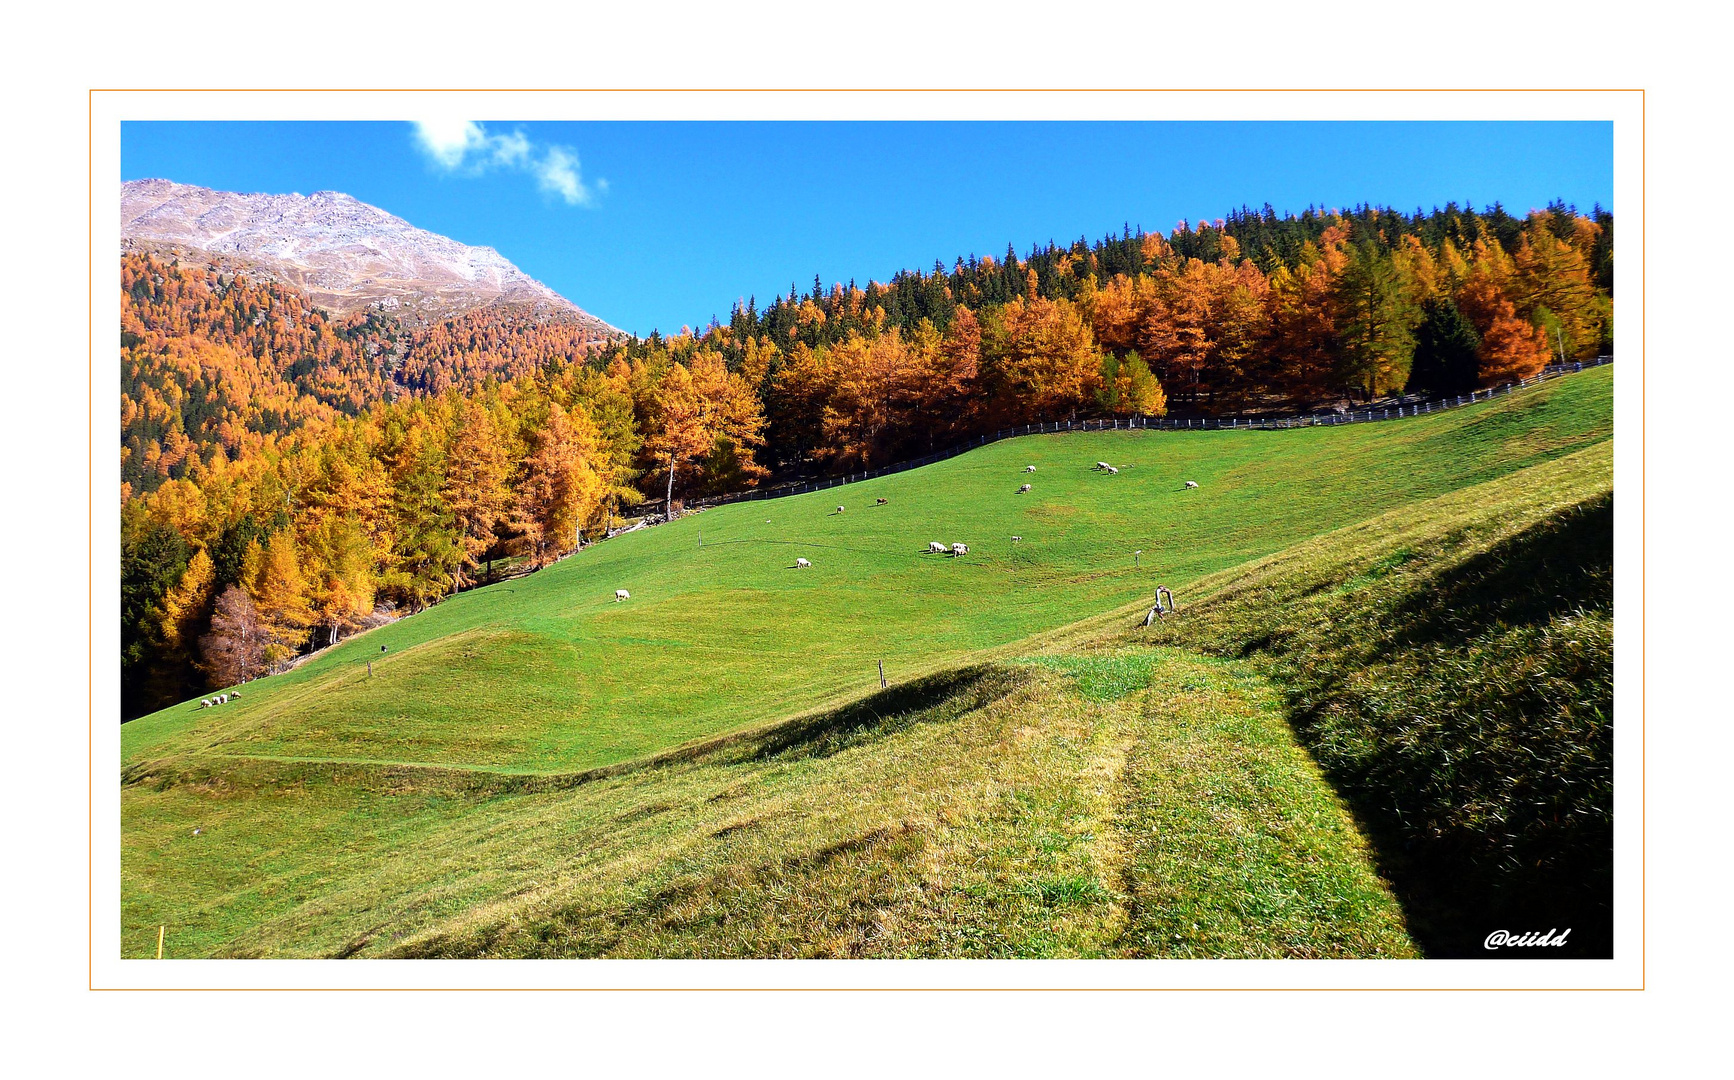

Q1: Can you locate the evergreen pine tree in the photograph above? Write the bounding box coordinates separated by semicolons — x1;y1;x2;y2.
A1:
1407;296;1481;396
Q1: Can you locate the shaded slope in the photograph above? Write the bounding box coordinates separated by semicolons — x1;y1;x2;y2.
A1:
1117;442;1614;956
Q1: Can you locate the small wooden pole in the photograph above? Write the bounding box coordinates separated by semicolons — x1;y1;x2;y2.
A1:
878;660;887;688
157;925;164;959
367;661;372;678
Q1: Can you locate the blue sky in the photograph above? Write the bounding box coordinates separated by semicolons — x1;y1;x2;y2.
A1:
122;120;1612;337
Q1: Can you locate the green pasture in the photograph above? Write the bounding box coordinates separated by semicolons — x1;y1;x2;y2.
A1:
123;367;1611;776
120;367;1613;958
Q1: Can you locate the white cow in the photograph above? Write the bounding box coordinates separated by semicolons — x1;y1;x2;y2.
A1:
615;589;631;601
951;543;969;556
199;699;212;709
1106;466;1119;474
1018;483;1032;493
1095;461;1111;470
928;542;948;554
836;505;845;513
1025;465;1036;473
1184;480;1199;489
796;558;812;568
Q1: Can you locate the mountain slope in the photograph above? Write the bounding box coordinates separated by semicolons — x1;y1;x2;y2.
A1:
120;178;618;335
119;410;1612;958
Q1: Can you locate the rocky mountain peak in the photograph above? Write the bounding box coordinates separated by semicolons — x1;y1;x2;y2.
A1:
119;179;619;337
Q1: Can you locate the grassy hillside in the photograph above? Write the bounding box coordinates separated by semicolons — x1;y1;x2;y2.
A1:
123;367;1611;775
121;367;1613;958
124;646;1421;959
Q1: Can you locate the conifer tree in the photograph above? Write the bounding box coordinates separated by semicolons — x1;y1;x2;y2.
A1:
158;546;215;656
1407;297;1481;396
1456;268;1551;386
516;401;602;563
1334;243;1418;399
252;529;315;670
442;399;513;586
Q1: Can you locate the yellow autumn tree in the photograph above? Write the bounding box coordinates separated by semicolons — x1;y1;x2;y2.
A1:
648;352;766;509
983;294;1101;421
157;546;215;656
515;401;604;564
442;398;514;586
251;529;315;669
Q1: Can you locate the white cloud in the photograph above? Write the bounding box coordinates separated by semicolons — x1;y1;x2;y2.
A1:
413;120;488;171
411;121;600;207
489;130;532;169
536;146;593;206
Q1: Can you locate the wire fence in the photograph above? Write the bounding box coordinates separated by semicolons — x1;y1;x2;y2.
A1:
679;356;1612;512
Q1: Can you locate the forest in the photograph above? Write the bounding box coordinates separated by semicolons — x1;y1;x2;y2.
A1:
120;199;1612;717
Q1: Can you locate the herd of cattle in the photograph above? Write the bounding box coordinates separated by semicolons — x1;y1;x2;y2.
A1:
198;691;240;708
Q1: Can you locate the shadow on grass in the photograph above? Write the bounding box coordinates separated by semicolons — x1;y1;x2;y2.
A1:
1393;493;1613;645
1146;488;1615;958
124;665;1029;799
749;665;1027;762
1289;496;1614;958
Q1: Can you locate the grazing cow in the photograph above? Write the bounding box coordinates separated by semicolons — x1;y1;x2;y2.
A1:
836;505;846;514
218;694;228;705
199;699;212;709
1018;483;1032;493
928;542;948;554
796;558;812;568
876;497;888;505
951;543;969;556
1025;465;1036;473
1106;466;1119;474
1095;461;1111;471
1011;536;1022;542
615;589;631;602
231;690;241;698
1184;480;1199;489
